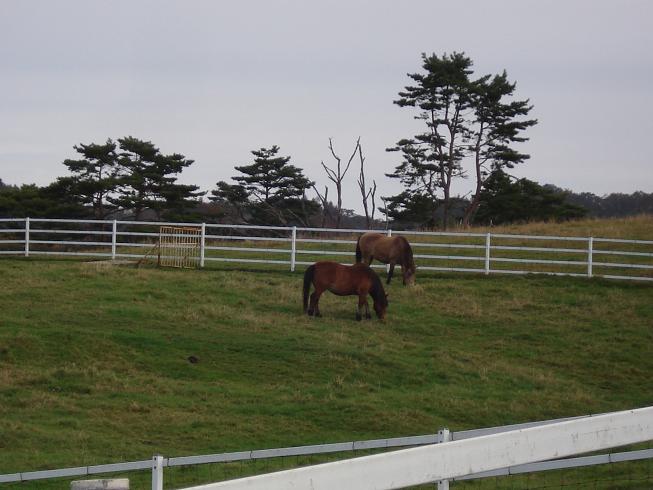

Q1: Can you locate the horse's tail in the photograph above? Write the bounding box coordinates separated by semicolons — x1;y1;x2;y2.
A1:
355;236;363;263
303;264;315;313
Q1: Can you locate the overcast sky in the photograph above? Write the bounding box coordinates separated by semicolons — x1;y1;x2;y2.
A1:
1;0;651;213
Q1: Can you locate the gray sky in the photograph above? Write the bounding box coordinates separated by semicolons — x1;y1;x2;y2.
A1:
1;0;651;213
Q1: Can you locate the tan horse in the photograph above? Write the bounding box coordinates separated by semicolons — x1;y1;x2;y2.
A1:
355;232;416;285
303;261;388;320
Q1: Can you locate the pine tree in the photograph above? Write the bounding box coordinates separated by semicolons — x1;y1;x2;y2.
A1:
209;181;250;222
112;137;203;220
0;183;88;218
475;169;586;224
61;139;119;218
463;71;537;225
386;52;473;229
213;146;316;225
233;146;313;203
386;53;537;230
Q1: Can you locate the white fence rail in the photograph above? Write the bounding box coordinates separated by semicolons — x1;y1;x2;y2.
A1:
180;407;653;490
1;218;652;281
2;408;651;489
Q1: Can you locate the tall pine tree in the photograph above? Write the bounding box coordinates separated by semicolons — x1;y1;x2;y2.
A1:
386;52;473;229
463;71;537;225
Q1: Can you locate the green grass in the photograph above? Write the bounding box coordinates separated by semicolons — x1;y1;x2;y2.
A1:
1;222;653;488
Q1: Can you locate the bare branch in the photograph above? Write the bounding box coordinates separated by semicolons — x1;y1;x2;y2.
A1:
312;184;327;203
320;160;338;184
356;138;376;228
343;136;360;179
319;137;357;228
312;184;333;227
370;180;377;223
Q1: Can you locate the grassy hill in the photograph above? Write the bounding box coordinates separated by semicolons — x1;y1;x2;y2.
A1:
465;213;653;239
1;216;652;488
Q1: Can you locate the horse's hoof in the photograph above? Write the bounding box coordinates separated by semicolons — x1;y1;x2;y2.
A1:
356;314;362;321
365;314;371;320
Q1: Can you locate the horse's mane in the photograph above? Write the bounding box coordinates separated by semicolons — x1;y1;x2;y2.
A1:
369;270;388;306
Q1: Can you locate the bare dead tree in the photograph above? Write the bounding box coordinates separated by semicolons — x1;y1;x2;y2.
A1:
369;181;377;227
356;139;377;229
320;138;358;228
312;184;332;228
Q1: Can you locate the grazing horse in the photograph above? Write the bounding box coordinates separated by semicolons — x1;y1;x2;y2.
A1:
355;232;416;285
303;261;388;321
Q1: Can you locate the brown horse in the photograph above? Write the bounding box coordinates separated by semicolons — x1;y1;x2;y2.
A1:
303;261;388;320
355;232;416;285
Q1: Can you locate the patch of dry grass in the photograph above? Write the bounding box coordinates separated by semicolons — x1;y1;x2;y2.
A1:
463;214;653;240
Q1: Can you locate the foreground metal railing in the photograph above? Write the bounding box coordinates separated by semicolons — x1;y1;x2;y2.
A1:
1;409;652;488
1;218;652;281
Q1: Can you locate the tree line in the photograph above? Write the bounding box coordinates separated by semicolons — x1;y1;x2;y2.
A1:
2;52;647;228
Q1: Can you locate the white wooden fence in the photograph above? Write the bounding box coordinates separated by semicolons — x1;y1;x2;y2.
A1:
1;218;652;281
1;408;651;489
0;407;653;490
179;406;653;490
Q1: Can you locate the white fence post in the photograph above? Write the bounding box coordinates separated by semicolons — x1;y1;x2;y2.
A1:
152;455;163;490
290;226;297;272
386;229;392;273
436;428;451;490
587;236;593;278
484;232;491;275
111;220;117;260
200;223;206;268
24;217;30;257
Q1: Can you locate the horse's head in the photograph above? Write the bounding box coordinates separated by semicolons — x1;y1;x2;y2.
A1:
374;292;389;320
403;264;416;286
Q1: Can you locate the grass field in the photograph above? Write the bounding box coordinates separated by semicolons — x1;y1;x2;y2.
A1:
1;216;653;488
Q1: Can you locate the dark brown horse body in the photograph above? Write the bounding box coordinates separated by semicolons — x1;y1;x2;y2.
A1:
355;232;416;285
303;261;388;320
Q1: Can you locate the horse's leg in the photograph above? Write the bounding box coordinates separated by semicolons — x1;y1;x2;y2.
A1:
311;289;324;317
309;287;325;317
401;264;407;285
315;301;322;317
387;262;395;284
356;295;366;321
308;292;318;316
363;296;371;319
